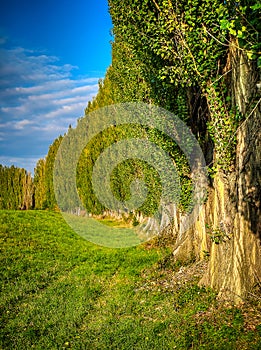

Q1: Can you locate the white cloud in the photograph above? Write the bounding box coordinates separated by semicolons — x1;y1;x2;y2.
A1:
0;45;101;172
0;156;39;174
13;119;33;130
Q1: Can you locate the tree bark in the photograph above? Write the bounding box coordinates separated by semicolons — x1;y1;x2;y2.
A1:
173;41;261;303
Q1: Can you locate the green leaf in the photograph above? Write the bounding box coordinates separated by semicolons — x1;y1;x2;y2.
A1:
250;4;261;11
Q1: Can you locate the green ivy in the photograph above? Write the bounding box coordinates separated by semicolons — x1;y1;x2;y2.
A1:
218;1;261;65
206;83;242;171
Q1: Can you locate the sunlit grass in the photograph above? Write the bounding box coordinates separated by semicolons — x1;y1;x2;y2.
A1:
62;212;142;248
0;210;260;349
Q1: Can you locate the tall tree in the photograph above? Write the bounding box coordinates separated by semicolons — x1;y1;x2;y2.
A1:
44;136;63;210
34;159;47;209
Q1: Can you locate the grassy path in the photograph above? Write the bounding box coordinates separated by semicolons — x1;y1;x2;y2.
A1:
0;211;260;349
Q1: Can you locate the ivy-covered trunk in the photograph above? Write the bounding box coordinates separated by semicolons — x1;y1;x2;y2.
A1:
172;41;261;303
201;43;261;302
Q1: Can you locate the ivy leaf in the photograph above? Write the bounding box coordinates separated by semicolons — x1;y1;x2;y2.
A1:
220;19;230;30
247;51;257;60
250;4;261;11
237;30;243;38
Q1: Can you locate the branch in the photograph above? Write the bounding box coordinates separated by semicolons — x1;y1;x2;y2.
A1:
151;0;161;12
210;68;233;86
178;30;203;78
203;25;230;47
203;24;261;54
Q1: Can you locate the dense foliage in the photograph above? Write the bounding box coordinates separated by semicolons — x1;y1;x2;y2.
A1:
0;165;33;210
108;0;260;168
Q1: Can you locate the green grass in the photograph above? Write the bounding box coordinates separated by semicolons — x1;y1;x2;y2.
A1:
0;210;260;349
62;213;142;248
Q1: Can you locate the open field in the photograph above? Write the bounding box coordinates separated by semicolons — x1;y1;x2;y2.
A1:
0;210;260;349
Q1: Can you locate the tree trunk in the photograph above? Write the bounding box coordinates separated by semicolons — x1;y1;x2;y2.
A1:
202;44;261;302
173;41;261;303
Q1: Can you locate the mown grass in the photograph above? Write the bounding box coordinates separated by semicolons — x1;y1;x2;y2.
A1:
0;210;260;349
62;213;141;248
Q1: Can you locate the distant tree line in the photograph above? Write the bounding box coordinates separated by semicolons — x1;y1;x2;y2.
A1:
0;165;33;210
0;136;62;210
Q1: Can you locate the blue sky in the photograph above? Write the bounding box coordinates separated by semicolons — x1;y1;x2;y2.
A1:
0;0;112;173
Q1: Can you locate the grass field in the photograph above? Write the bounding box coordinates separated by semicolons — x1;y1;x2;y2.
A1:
61;213;142;248
0;210;260;349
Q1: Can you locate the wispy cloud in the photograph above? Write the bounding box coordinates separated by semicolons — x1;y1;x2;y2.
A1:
0;45;101;172
0;156;39;174
14;119;33;130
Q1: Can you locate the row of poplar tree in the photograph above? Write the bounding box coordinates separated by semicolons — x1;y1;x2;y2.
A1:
1;0;259;214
